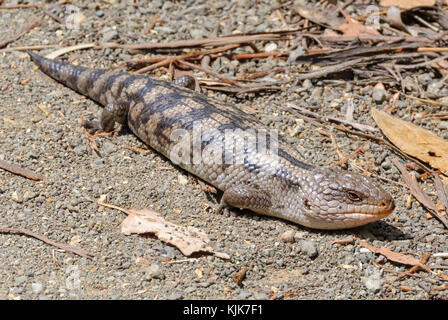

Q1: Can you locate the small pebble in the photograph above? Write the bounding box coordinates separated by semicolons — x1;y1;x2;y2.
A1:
31;283;43;294
11;191;23;203
300;240;318;259
146;264;164;280
237;290;253;299
178;174;188;185
280;230;295;243
15;276;27;286
94;10;104;17
166;293;183;300
103;142;116;154
264;42;277;52
372;87;387;103
364;271;383;293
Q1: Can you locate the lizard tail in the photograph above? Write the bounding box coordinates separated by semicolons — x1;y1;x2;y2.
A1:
27;51;107;104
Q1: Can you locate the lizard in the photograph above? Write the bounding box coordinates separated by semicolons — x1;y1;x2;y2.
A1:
27;51;395;230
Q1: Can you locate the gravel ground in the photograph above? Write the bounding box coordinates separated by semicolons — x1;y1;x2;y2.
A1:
1;0;448;300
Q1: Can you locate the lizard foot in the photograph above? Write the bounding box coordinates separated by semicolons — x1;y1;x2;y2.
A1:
81;116;103;135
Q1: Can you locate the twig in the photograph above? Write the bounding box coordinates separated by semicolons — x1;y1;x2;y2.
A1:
434;175;448;215
396;55;448;70
381;268;440;284
0;2;45;9
232;51;287;60
330;140;369;168
132;44;241;74
177;60;243;87
0;227;93;258
0;159;43;181
102;33;291;51
245;67;285;80
143;14;160;34
417;47;448;53
390;89;448;107
287;103;378;133
294;58;366;81
0;44;59;52
392;159;448;229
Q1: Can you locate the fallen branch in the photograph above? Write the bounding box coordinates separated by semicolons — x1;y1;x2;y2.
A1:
177;60;243;87
287;103;378;133
392;159;448;229
0;227;93;258
0;2;45;9
0;159;43;181
102;33;290;51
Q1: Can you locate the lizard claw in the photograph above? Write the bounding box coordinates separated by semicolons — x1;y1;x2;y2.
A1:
81;116;103;135
217;201;239;217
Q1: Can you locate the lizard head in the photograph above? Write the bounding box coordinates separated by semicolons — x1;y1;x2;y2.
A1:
291;168;395;230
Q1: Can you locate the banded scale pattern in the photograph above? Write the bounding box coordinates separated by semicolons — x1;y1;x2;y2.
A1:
27;51;394;229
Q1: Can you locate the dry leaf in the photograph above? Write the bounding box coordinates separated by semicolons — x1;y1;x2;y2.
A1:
358;238;430;271
338;7;380;37
338;21;380;36
393;159;448;229
399;285;413;292
295;6;345;30
121;208;215;256
233;266;247;286
380;0;435;9
372;108;448;174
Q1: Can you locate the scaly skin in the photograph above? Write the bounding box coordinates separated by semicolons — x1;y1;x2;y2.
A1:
27;51;395;230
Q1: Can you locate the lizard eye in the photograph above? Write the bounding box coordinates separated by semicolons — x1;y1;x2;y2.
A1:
347;190;363;202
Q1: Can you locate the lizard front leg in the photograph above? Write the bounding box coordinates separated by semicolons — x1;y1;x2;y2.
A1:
218;185;272;215
82;100;129;134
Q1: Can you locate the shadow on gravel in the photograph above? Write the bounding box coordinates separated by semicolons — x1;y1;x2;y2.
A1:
361;220;409;241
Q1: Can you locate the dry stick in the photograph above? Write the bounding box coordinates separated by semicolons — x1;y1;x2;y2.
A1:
381;268;440;284
294;58;365;81
434;175;448;215
133;44;241;74
102;33;289;51
0;159;43;181
245;67;285;80
315;128;345;161
0;227;93;258
396;54;448;70
177;60;243;87
41;7;65;24
332;124;434;176
0;2;45;9
330;140;369;168
143;14;160;34
201;85;283;94
392;159;448;229
134;58;174;74
310;34;438;44
0;44;59;52
396;253;431;281
390;89;448;107
232;51;286;60
418;47;448;53
287;103;378;133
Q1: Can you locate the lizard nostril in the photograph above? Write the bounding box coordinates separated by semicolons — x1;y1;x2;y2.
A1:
378;200;395;213
378;201;388;208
